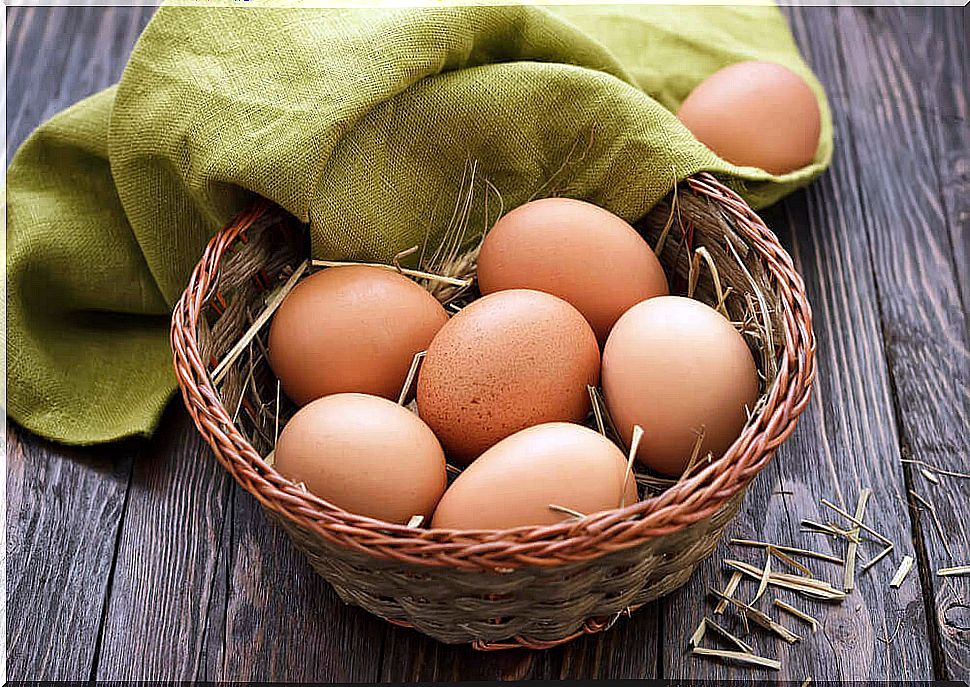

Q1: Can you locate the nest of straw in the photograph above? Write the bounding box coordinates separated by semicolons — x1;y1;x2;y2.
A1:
172;170;813;649
205;173;780;500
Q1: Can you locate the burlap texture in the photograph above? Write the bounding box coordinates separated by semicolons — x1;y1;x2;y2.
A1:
6;3;831;444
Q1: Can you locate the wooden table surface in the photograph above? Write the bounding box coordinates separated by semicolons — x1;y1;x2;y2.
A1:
6;5;969;683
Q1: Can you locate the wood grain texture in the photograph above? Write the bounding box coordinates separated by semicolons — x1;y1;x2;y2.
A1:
5;6;156;682
93;408;230;681
933;10;970;314
213;484;385;682
660;6;937;680
5;6;157;161
378;602;658;681
6;424;135;681
834;7;970;679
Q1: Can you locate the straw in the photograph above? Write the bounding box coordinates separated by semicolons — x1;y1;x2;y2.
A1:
860;543;894;574
691;647;780;671
688;246;728;317
844;488;872;592
397;351;426;405
588;385;607;436
211;260;308;384
908;490;954;560
773;598;819;632
729;538;843;565
705;617;755;654
714;572;743;615
548;504;586;519
311;259;472;288
620;426;644;509
820;499;892;546
724;560;847;601
753;550;772;603
689;618;707;647
707;587;801;643
901;459;970;480
890;556;914;588
769;547;814;577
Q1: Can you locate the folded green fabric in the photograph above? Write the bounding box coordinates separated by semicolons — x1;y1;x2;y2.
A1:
6;3;832;445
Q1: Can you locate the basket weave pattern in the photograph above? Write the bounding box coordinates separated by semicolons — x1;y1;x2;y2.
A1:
171;173;815;649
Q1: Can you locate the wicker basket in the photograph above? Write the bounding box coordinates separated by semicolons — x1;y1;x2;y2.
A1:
171;172;815;650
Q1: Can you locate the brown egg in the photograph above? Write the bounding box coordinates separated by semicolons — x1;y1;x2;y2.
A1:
268;266;449;405
273;393;447;524
416;289;600;464
431;423;637;530
677;61;821;175
602;296;759;477
477;198;668;343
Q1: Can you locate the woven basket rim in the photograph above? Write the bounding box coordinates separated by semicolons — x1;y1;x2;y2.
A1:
171;172;816;571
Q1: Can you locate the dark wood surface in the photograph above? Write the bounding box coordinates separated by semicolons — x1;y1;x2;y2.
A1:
6;5;969;682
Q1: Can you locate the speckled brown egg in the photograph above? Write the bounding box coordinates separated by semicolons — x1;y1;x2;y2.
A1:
602;296;760;477
273;393;447;524
477;198;669;343
416;289;600;464
431;423;638;530
268;266;449;405
677;61;821;175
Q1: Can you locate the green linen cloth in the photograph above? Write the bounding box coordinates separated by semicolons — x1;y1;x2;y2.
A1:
6;3;832;445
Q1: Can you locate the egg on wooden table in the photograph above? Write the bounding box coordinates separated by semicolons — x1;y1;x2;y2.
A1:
477;197;668;343
417;289;600;464
268;265;448;405
677;61;821;175
273;393;447;524
431;423;638;530
602;296;760;477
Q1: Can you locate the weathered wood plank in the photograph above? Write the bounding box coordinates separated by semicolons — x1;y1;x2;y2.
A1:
215;484;384;682
6;7;77;160
93;408;230;681
6;424;135;681
933;10;969;313
5;6;156;682
5;6;157;161
546;612;659;679
379;635;541;682
378;604;659;681
661;6;936;680
835;7;970;679
195;480;234;681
